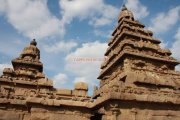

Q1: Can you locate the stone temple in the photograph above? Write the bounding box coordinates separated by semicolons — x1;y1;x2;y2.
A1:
0;5;180;120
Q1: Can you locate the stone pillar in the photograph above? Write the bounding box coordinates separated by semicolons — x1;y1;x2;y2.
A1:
109;103;120;120
130;108;137;120
74;82;88;97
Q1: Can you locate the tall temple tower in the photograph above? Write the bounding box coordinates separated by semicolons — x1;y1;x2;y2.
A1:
93;5;180;120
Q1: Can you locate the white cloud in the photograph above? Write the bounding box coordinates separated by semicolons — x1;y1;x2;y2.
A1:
0;0;119;39
0;39;22;57
148;6;180;34
59;0;119;27
160;42;168;49
65;41;108;87
94;29;112;38
89;5;119;27
171;27;180;75
0;64;12;76
171;27;180;60
176;66;180;71
53;73;69;88
0;0;6;14
0;0;64;39
158;38;168;49
44;41;77;54
125;0;149;19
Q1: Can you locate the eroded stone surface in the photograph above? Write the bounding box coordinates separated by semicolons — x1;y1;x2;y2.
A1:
0;5;180;120
94;5;180;120
0;39;93;120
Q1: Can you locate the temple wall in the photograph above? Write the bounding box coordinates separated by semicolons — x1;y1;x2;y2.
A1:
101;108;180;120
0;110;25;120
0;106;92;120
116;109;180;120
100;101;180;120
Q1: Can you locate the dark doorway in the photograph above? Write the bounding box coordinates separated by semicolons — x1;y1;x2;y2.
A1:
90;113;103;120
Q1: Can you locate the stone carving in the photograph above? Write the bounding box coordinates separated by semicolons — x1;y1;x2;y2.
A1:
0;5;180;120
95;5;180;120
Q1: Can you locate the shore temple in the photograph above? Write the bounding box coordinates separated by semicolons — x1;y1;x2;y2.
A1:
0;5;180;120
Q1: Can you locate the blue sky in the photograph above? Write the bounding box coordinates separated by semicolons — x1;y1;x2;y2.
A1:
0;0;180;95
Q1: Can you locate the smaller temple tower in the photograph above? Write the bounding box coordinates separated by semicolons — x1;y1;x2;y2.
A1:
12;39;43;77
1;39;53;100
0;39;93;120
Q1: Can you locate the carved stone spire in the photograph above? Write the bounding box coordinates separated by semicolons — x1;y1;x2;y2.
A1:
94;6;180;106
11;39;43;78
30;39;37;46
21;39;40;60
122;4;127;11
118;4;134;22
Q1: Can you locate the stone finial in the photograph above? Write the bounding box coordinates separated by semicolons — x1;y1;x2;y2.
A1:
122;4;127;11
11;38;43;73
75;82;88;91
30;39;37;46
118;4;134;22
74;82;88;96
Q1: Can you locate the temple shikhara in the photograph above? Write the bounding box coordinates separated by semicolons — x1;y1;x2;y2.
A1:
0;5;180;120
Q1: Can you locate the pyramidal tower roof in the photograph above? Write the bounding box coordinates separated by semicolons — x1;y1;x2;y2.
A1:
12;39;43;74
93;6;180;105
97;5;179;79
0;39;91;108
1;39;47;81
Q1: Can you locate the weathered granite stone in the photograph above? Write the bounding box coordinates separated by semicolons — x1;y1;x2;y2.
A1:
0;110;23;120
0;4;180;120
56;89;72;95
